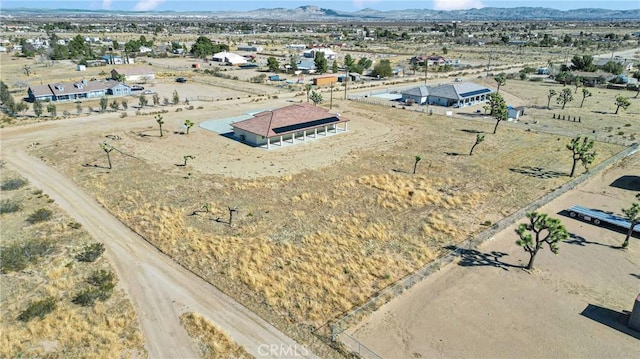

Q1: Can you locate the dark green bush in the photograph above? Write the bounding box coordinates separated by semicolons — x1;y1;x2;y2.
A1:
72;269;116;306
0;199;21;214
26;208;53;224
0;239;54;273
76;242;105;262
17;297;56;322
1;178;27;191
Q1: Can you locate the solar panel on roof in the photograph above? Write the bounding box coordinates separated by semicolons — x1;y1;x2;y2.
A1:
459;88;492;98
272;117;340;134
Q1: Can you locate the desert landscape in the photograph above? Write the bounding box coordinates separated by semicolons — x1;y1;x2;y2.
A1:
1;4;639;358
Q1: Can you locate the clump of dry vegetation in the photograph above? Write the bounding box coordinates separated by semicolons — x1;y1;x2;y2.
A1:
0;169;146;358
180;312;253;359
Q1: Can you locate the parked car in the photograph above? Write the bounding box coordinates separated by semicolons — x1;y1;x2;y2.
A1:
143;90;154;95
176;77;187;83
131;85;144;91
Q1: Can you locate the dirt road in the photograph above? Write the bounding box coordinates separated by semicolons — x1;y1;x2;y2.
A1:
1;115;317;358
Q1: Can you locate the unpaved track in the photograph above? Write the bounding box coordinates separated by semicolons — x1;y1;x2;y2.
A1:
1;116;317;359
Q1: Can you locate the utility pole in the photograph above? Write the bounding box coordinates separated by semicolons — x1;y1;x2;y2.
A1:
344;68;349;100
486;49;493;77
330;83;333;109
424;58;428;84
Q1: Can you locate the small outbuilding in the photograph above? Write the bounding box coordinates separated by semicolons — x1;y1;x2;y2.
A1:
110;67;155;83
313;75;337;86
508;106;525;120
212;51;247;66
401;85;429;105
231;103;349;149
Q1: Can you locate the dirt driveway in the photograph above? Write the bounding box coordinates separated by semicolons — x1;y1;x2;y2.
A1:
350;153;640;358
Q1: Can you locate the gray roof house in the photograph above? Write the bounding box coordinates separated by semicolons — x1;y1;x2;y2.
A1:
28;79;131;102
401;82;493;108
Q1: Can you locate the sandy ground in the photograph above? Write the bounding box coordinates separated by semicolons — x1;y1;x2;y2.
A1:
350;153;640;358
1;117;318;359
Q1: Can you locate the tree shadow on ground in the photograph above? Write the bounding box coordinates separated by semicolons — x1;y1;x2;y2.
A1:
391;168;410;174
460;129;484;134
446;246;518;271
445;152;463;156
580;304;639;340
610;175;640;191
630;273;640;280
82;163;110;169
564;232;621;249
510;166;565;179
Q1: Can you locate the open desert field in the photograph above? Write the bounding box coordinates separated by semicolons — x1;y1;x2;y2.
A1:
15;75;627;347
350;152;640;358
0;167;146;358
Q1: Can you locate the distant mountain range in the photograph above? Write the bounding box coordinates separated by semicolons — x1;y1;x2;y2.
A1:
3;5;640;21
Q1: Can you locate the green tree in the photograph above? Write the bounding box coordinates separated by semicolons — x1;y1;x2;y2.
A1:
516;212;568;270
100;142;114;169
413;155;422;174
601;61;624;75
288;56;298;72
633;71;640;98
580;88;592;108
15;101;28;115
573;76;583;93
99;97;108;112
152;93;160;106
172;90;180;105
155;114;164;137
314;52;327;74
487;92;507;134
109;100;119;111
310;91;323;105
357;57;372;70
555;70;571;86
494;74;506;93
372;59;393;78
621;202;639;248
267;57;280;73
614;95;630;114
304;84;313;103
68;34;93;60
343;54;355;68
332;60;339;74
121;99;128;110
190;36;228;59
567;136;596;177
546;89;557;109
570;55;596;72
46;103;57;117
469;134;485;155
409;62;420;75
556;88;573;109
184;119;194;134
33;100;43;117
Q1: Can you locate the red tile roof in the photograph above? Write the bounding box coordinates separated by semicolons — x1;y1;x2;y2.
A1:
231;103;348;137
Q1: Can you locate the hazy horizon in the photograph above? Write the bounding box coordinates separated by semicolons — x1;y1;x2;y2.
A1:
1;0;638;12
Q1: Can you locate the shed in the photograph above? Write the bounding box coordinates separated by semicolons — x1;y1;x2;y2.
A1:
313;75;337;86
508;106;525;119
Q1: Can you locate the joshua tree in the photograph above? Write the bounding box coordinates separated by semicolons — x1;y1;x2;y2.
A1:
304;84;312;103
580;88;592;108
99;97;108;112
516;212;568;270
182;155;195;166
139;94;148;107
109;100;119;111
494;74;506;93
23;65;31;76
121;99;128;110
546;89;557;110
567;136;596;177
152;93;160;106
487;92;507;134
469;134;485;155
184;119;194;134
614;95;631;114
76;102;83;114
556;88;573;109
573;76;583;93
100;142;114;169
228;206;238;226
413;155;422;174
621;202;639;249
33;100;43;117
310;90;323;106
172;90;180;105
46;103;57;117
155;114;164;137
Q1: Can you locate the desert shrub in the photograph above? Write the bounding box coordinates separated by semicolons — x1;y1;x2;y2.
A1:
120;112;128;118
73;269;116;306
0;199;21;214
529;77;543;82
1;178;27;191
26;208;53;224
18;297;57;322
68;221;82;229
0;239;54;273
76;242;105;262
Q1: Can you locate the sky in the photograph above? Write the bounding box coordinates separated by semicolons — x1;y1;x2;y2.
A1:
0;0;638;12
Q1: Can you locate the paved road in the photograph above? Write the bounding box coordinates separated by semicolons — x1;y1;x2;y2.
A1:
1;115;317;359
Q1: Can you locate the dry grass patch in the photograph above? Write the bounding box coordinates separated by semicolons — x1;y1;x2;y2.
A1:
0;168;146;358
180;312;253;359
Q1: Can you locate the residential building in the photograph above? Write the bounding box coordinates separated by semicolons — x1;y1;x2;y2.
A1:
401;82;494;108
28;79;131;102
212;51;247;65
237;44;263;52
110;67;155;83
303;48;337;60
231;103;349;149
